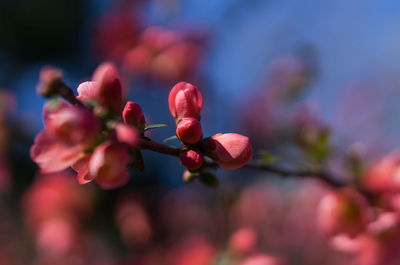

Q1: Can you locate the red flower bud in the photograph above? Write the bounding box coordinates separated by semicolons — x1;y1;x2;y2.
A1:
316;188;371;238
179;149;204;171
206;133;252;170
92;62;125;114
176;117;202;144
168;82;202;120
123;101;146;132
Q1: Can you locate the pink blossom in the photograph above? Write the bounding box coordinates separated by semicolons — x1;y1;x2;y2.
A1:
168;82;202;120
89;141;132;189
316;188;371;238
206;133;252;170
229;227;257;255
167;236;216;265
176;117;202;144
30;100;100;173
363;150;400;193
179;149;204;171
123;101;146;132
151;43;202;82
115;196;152;247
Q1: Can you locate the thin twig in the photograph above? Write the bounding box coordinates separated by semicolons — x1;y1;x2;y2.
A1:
138;138;375;201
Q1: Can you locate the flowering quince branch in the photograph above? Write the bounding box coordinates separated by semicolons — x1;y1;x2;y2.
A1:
30;62;372;196
31;63;253;189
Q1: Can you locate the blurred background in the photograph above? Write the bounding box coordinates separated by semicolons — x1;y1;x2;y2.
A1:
1;0;400;264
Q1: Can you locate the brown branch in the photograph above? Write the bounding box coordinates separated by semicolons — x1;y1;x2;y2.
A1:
56;83;86;108
138;138;375;201
138;139;341;186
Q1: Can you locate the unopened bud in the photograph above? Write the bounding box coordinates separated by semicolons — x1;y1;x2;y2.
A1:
123;101;146;132
179;149;204;171
176;117;202;144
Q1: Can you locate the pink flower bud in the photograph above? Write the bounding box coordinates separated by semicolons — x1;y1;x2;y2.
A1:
206;133;252;170
89;141;132;189
92;62;125;114
176;117;202;144
123;101;146;132
168;82;202;120
115;123;140;147
37;66;63;98
179;149;204;171
316;188;371;238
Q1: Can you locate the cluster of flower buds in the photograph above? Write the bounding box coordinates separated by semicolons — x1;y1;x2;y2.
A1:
31;62;145;189
168;82;252;184
31;63;252;189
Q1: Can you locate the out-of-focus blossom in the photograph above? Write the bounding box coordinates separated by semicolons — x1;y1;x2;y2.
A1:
115;195;152;248
166;235;216;265
229;227;257;255
316;188;371;238
23;173;93;256
168;82;203;121
240;254;282;265
332;212;400;265
92;10;141;61
123;27;204;83
205;133;252;170
362;150;400;193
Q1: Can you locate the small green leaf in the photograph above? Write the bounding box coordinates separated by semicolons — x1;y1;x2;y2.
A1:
163;135;178;143
144;123;167;131
259;150;276;165
199;172;219;187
